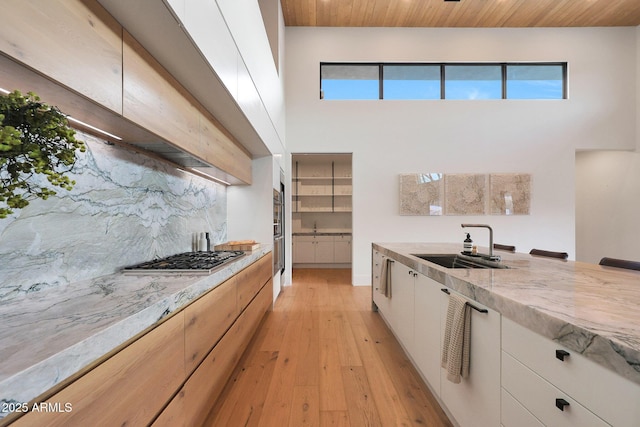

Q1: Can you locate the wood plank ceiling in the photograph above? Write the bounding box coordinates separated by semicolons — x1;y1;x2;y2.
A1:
281;0;640;27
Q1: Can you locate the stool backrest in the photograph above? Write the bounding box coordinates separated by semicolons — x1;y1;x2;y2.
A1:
599;257;640;271
529;248;569;260
493;243;516;252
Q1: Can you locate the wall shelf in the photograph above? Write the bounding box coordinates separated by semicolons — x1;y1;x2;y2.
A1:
293;160;352;213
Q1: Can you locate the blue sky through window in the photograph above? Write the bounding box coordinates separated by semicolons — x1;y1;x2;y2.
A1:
321;63;565;100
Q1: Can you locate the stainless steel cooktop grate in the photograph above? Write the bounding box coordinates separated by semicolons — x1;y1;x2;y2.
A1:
122;251;245;275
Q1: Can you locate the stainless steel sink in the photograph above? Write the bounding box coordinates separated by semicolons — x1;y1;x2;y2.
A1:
412;253;510;269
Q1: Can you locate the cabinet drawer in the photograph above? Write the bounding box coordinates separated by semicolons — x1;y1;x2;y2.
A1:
178;280;272;426
501;388;544;427
184;276;238;374
236;253;272;311
502;317;640;427
11;313;185;427
502;352;609;427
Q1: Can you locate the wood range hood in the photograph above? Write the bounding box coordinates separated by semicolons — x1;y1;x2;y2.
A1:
1;0;270;186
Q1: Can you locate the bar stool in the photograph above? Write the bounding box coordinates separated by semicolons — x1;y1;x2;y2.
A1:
493;243;516;252
599;257;640;271
529;248;569;260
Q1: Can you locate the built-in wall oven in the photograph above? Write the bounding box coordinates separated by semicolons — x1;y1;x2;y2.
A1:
273;175;285;274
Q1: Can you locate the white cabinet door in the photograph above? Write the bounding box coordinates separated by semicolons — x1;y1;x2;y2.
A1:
439;289;501;427
388;262;415;352
315;236;335;263
294;236;315;263
334;235;351;263
413;274;442;396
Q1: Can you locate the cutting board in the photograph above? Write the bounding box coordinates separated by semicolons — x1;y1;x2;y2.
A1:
214;241;260;251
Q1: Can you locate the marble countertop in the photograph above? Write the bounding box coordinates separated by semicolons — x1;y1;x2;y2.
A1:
373;242;640;386
0;245;272;414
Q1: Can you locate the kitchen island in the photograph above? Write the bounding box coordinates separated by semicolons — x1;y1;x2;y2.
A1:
373;242;640;427
0;245;272;425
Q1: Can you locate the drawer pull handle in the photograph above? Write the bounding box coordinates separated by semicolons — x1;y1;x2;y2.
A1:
440;288;489;313
555;349;570;361
555;398;570;411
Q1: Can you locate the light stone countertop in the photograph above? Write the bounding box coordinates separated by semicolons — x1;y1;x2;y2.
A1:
373;242;640;386
0;245;272;416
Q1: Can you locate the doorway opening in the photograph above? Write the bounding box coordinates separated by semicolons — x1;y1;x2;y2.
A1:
291;153;352;270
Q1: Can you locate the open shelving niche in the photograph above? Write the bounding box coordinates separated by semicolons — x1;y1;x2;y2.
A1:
293;160;352;213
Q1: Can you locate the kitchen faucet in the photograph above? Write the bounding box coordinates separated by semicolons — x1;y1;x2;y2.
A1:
461;224;501;261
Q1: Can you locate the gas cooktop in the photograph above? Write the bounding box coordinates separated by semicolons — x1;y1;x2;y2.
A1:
122;251;245;275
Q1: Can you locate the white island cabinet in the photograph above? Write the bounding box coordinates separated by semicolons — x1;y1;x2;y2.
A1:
372;242;640;427
439;288;501;427
372;250;415;351
502;317;640;427
372;250;501;427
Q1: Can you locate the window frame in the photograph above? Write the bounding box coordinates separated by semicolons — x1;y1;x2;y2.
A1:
319;62;568;100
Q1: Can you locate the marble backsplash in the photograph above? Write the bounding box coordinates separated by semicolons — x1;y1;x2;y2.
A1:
0;132;226;301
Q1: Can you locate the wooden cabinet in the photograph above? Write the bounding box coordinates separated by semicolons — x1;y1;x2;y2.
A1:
184;275;237;374
0;0;123;114
439;289;501;427
502;317;640;427
7;253;272;427
123;30;200;152
155;256;273;427
236;252;273;312
122;30;251;184
1;0;252;185
11;313;185;427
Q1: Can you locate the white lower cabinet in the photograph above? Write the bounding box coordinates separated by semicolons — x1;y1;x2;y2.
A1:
372;249;640;427
315;236;334;263
501;388;544;427
371;252;415;351
293;235;351;264
388;261;415;352
372;252;501;427
413;274;442;393
502;351;608;427
439;288;501;427
502;317;640;427
334;235;352;263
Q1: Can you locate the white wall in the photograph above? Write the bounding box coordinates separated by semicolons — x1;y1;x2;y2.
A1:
285;27;637;285
576;151;640;264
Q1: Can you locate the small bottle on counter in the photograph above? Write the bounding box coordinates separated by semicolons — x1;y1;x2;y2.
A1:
199;232;207;252
463;233;473;254
205;232;211;252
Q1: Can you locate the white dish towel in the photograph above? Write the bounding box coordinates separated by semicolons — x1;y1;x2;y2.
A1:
441;292;471;384
378;258;393;298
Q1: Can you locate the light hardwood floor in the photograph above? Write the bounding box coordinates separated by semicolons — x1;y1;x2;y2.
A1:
205;268;453;427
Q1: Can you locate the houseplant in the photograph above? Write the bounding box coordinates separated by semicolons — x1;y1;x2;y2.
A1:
0;90;85;218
